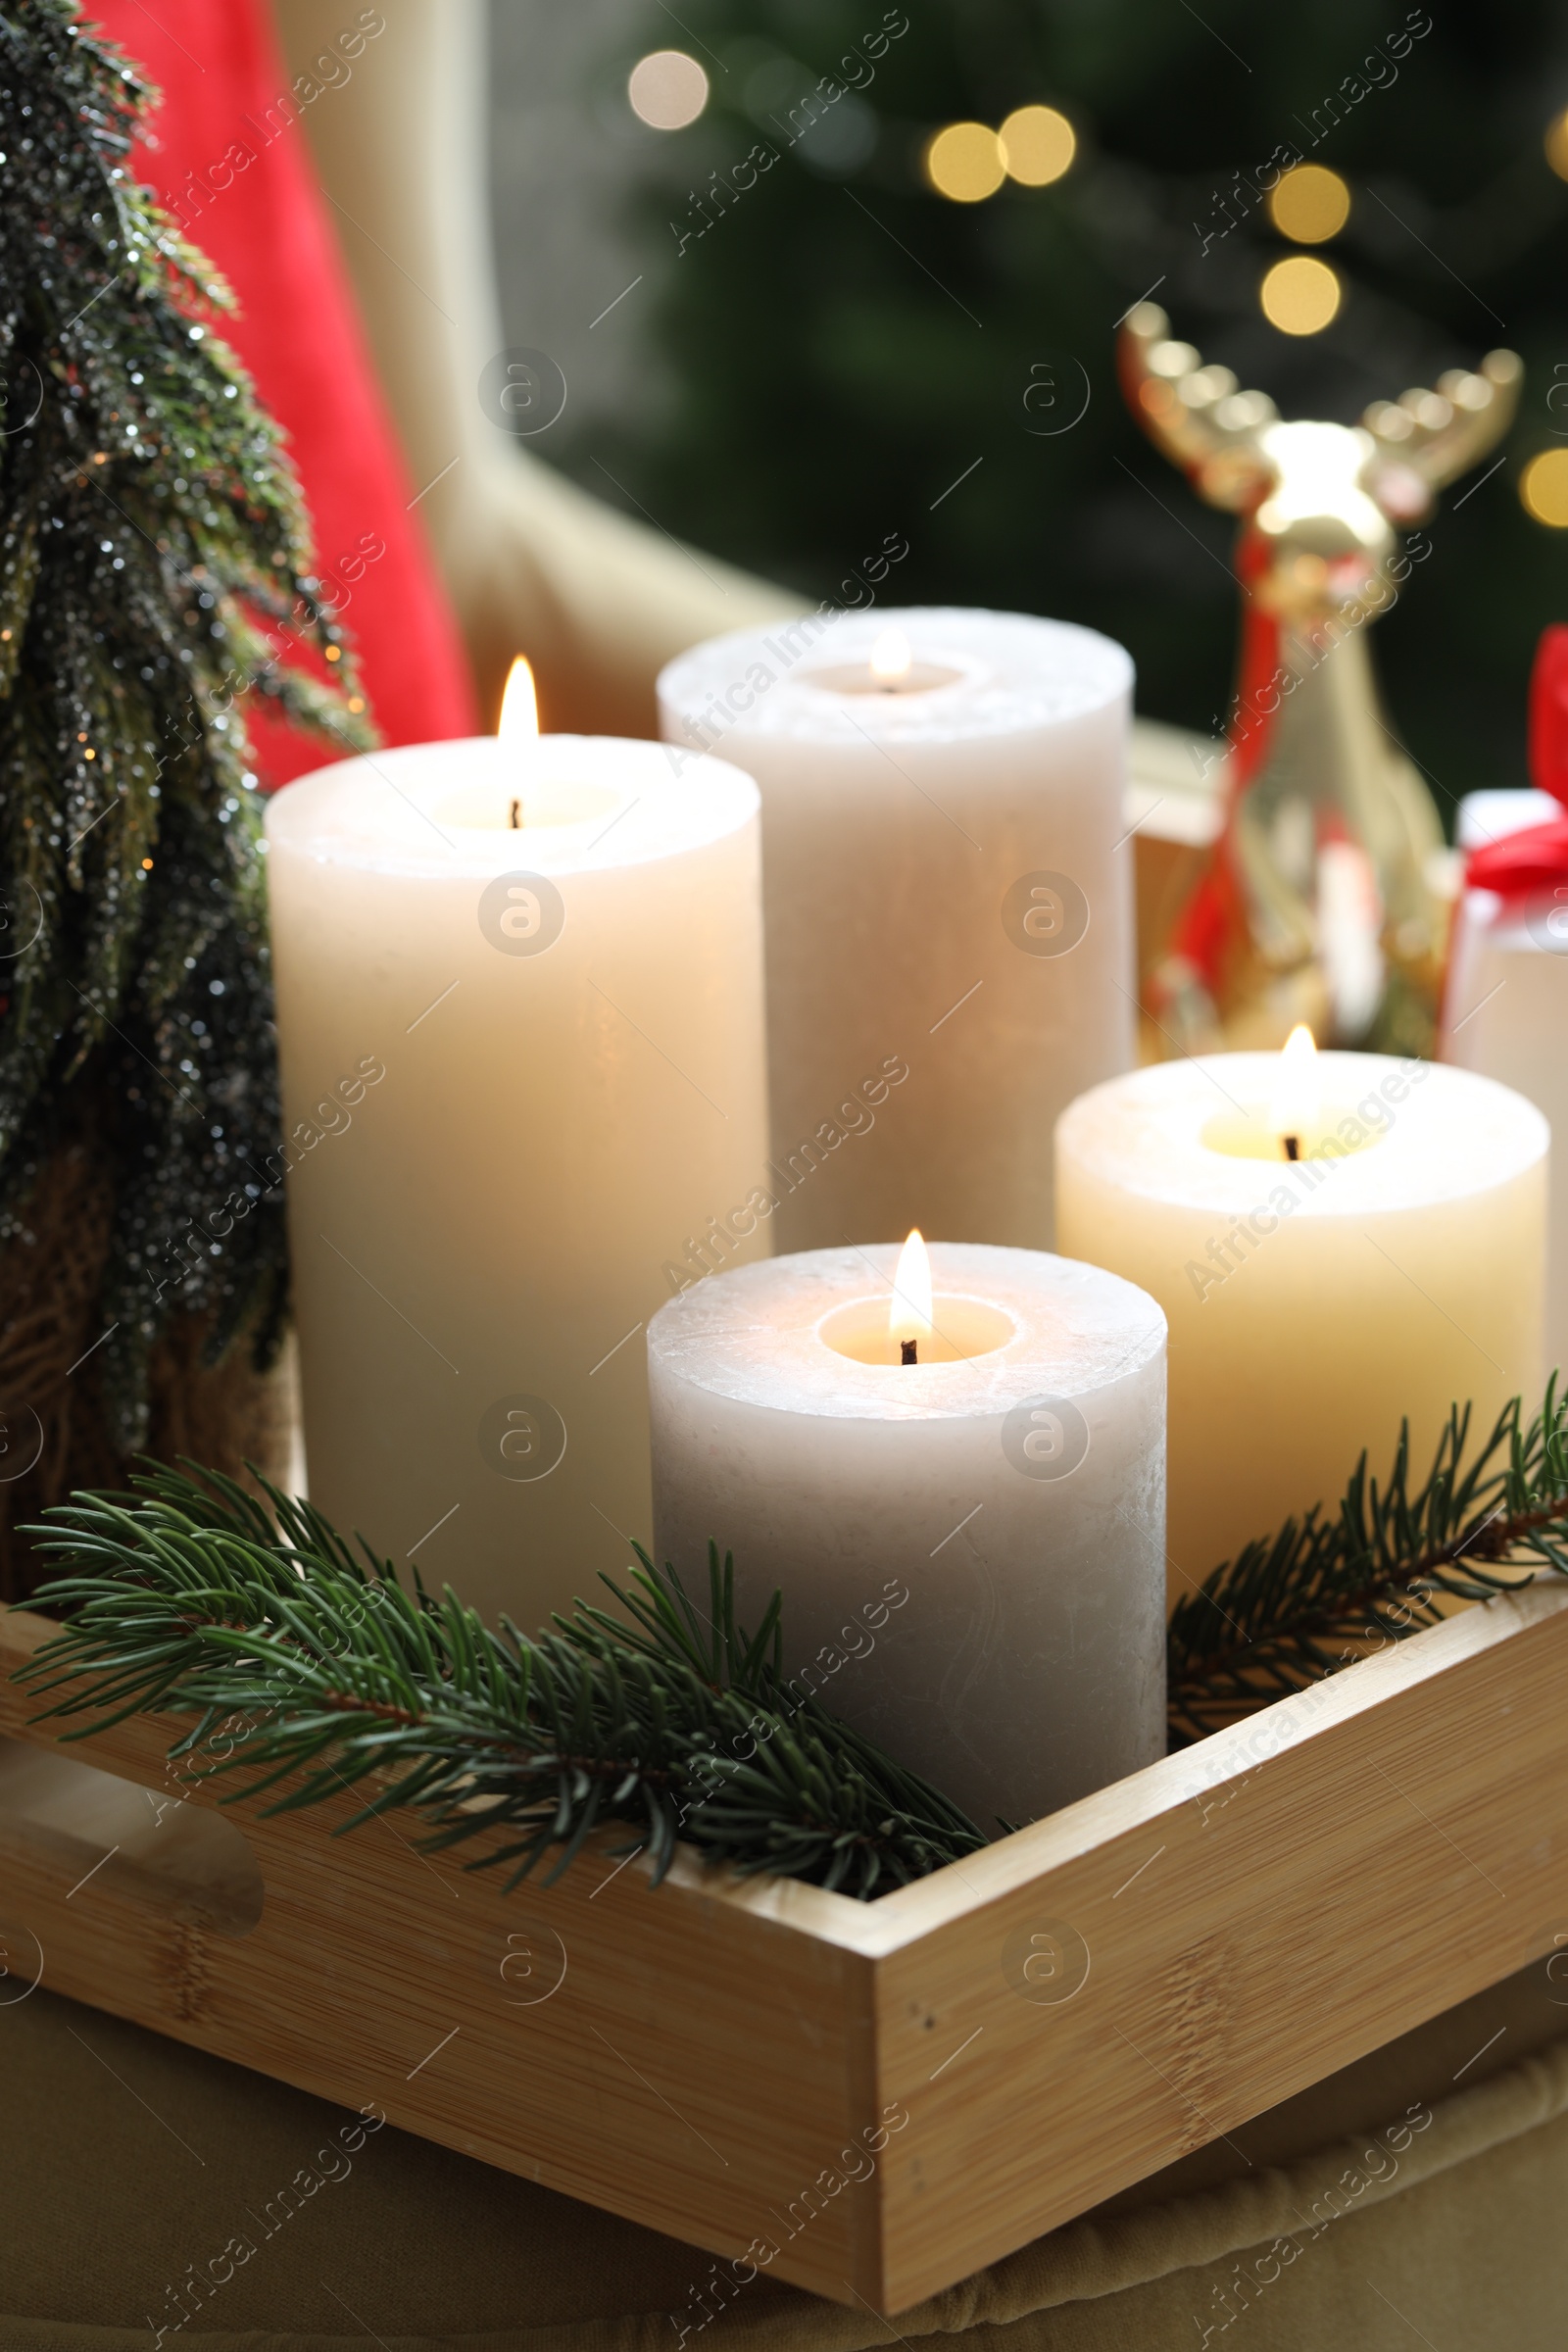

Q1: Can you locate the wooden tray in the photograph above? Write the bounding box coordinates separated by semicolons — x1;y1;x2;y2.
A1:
5;1584;1568;2316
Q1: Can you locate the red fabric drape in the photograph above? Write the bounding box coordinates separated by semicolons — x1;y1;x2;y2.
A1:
88;0;478;783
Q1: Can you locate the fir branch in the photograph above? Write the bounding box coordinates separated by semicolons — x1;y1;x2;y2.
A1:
1168;1379;1568;1742
16;1462;984;1898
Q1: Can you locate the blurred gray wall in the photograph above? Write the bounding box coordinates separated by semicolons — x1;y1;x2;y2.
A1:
488;0;666;446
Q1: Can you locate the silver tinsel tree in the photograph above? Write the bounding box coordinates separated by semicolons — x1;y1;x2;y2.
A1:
0;0;370;1592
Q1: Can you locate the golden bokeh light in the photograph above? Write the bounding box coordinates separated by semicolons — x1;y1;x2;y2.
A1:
925;121;1005;203
1268;163;1350;243
1260;254;1342;336
1546;109;1568;180
1521;449;1568;526
999;104;1075;187
627;49;709;130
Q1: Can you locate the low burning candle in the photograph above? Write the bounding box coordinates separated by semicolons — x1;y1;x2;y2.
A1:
267;662;769;1626
1055;1034;1548;1600
647;1235;1167;1832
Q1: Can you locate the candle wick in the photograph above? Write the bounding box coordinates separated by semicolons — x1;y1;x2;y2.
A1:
509;798;522;830
901;1338;918;1365
1284;1135;1300;1161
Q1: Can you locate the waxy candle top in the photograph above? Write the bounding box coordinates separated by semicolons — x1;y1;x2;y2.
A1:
1058;1048;1548;1217
659;607;1133;748
265;734;758;879
648;1242;1166;1425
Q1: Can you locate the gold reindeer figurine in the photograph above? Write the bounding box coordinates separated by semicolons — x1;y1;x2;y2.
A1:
1119;301;1520;1053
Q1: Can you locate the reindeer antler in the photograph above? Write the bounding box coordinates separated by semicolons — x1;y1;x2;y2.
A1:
1122;304;1523;527
1117;302;1277;512
1359;350;1521;520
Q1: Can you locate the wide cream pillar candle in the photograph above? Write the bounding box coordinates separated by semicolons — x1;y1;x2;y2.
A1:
657;610;1134;1256
647;1240;1167;1833
1055;1046;1548;1603
266;726;768;1625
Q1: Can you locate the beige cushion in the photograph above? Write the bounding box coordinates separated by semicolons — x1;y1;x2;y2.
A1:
4;1960;1565;2350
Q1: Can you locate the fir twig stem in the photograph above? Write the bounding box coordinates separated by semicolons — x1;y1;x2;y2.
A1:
14;1460;985;1898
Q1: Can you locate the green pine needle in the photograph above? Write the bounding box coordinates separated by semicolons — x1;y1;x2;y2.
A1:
1168;1377;1568;1741
24;1384;1563;1881
16;1462;985;1898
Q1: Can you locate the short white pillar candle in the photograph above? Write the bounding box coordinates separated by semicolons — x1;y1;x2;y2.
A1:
1056;1045;1548;1600
657;609;1134;1256
648;1241;1167;1833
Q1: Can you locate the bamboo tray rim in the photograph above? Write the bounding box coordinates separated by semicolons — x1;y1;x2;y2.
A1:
630;1580;1568;1954
8;1579;1559;1956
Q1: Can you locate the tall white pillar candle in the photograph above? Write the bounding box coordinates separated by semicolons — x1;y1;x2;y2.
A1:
648;1241;1167;1832
1056;1050;1547;1601
1443;789;1568;1376
657;610;1134;1257
266;731;768;1626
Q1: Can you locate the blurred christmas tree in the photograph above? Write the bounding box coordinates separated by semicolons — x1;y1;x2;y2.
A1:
564;0;1568;809
0;1;368;1593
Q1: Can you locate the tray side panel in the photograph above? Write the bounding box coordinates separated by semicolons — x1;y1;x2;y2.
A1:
870;1589;1568;2310
0;1610;886;2307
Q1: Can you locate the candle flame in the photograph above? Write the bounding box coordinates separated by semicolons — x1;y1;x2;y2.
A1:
870;627;912;684
1272;1023;1319;1147
888;1228;933;1344
499;655;539;743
